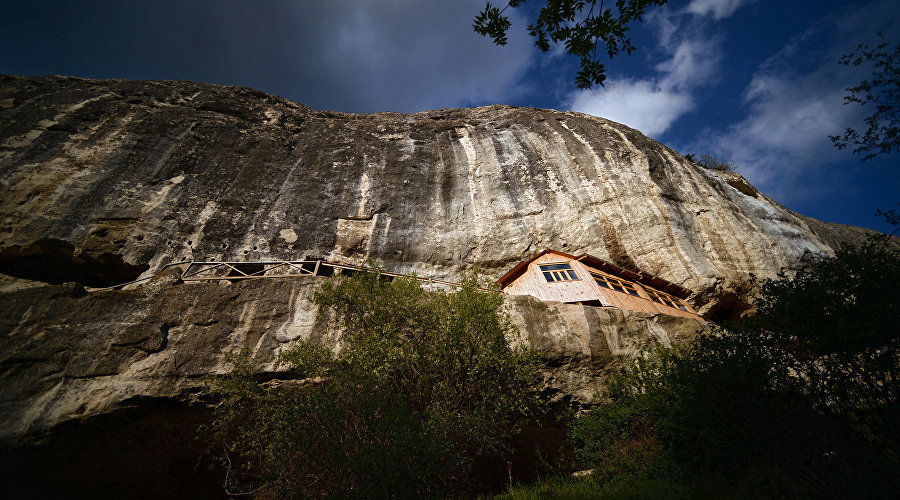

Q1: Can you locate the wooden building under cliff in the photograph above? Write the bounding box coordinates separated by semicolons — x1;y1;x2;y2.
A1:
499;250;702;320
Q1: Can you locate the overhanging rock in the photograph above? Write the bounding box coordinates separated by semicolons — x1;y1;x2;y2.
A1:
0;275;709;445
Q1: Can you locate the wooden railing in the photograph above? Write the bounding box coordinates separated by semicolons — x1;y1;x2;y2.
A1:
91;259;493;292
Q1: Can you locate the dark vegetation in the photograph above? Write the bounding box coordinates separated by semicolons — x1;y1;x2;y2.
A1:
685;152;737;172
474;0;667;89
830;34;900;160
203;268;544;497
203;232;899;497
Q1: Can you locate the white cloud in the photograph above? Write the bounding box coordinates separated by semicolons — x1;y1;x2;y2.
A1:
569;80;694;136
647;8;679;47
656;38;720;89
565;23;721;137
685;0;757;20
700;78;853;193
688;2;900;204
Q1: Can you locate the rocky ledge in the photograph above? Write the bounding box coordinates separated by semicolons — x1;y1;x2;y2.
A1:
0;270;708;445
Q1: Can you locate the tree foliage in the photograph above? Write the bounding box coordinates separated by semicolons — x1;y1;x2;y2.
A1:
830;34;900;160
686;152;737;172
203;267;543;497
746;240;900;415
569;237;900;496
473;0;667;89
875;203;900;241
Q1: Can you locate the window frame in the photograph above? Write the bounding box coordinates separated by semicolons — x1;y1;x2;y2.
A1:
644;288;688;311
589;271;642;298
538;261;581;283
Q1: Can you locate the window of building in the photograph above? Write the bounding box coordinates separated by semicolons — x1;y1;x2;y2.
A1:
590;272;641;297
645;289;688;311
539;262;579;282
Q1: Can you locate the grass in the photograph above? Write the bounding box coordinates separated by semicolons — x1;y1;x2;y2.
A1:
487;476;690;500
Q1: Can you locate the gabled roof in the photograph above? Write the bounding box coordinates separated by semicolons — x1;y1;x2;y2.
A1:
496;249;576;288
497;249;692;299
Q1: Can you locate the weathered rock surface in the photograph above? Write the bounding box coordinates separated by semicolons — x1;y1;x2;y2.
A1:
0;273;708;445
0;75;878;320
0;75;882;445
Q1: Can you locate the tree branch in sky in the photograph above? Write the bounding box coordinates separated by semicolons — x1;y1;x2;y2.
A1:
473;0;667;89
831;34;900;160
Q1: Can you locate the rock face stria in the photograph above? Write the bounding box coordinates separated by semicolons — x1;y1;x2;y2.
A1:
0;76;872;318
0;272;708;444
0;75;874;447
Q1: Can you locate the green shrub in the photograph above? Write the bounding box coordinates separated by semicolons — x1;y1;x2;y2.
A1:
203;266;544;498
691;152;738;171
747;239;900;415
569;237;900;497
490;475;689;499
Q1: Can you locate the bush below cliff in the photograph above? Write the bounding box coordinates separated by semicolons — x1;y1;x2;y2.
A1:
523;237;900;498
203;268;544;497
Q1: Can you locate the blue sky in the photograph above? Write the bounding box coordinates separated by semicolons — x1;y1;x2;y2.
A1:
2;0;898;232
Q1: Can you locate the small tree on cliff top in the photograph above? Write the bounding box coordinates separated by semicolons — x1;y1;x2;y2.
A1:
204;266;544;497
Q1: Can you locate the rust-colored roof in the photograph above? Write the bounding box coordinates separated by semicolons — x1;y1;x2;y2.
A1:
574;254;692;299
497;249;692;299
496;249;576;288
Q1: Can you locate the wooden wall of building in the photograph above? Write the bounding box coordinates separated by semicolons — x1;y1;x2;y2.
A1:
503;252;702;320
504;253;600;304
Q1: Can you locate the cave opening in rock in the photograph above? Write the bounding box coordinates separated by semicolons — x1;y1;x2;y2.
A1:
704;293;750;325
0;238;149;288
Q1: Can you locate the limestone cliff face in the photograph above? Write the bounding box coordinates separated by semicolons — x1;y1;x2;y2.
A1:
0;75;875;444
0;272;709;445
0;75;873;319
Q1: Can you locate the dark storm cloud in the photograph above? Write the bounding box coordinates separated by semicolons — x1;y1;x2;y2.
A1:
0;0;533;112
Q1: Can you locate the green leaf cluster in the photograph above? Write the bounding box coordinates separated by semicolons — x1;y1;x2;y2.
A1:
204;266;544;498
474;0;667;89
747;239;900;415
831;33;900;160
568;237;900;497
687;152;738;172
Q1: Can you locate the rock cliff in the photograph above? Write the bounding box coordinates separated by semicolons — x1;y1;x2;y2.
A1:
0;75;873;319
0;271;708;445
0;75;876;446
